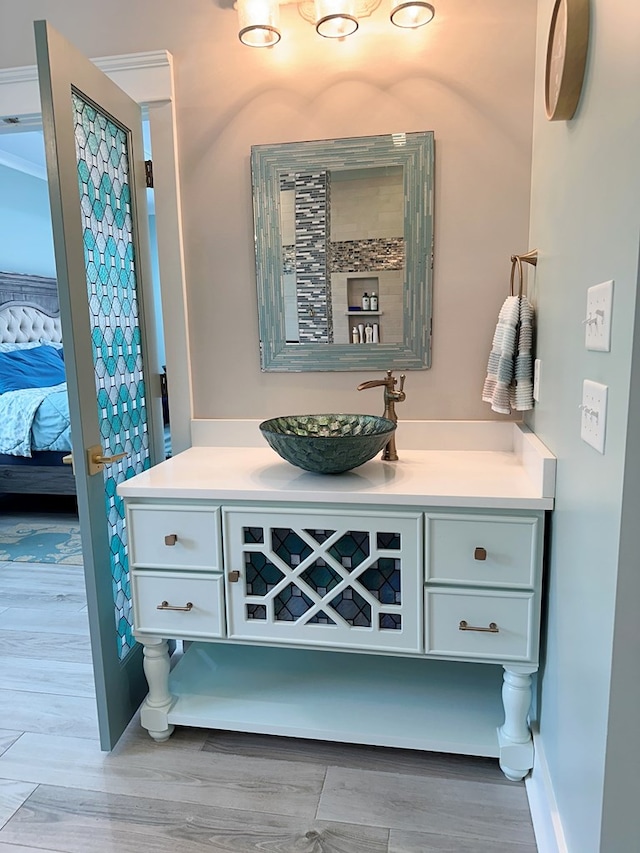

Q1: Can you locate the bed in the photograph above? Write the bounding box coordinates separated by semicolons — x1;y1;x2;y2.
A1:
0;271;75;495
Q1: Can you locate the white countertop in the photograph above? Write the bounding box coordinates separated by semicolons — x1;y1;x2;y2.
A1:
119;422;555;510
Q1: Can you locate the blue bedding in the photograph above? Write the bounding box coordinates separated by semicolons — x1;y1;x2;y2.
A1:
0;382;72;456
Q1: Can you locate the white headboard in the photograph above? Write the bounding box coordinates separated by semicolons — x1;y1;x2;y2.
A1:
0;271;62;344
0;303;63;344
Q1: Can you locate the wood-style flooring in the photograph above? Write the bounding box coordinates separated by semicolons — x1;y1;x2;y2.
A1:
0;530;538;852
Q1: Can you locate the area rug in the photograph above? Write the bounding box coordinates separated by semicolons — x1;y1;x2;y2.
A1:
0;514;83;565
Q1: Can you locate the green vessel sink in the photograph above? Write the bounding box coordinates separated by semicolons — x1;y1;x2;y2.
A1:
259;413;396;475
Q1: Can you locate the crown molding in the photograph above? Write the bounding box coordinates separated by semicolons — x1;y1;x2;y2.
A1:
0;50;173;120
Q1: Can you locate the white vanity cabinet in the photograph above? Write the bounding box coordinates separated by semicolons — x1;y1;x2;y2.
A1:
118;424;555;782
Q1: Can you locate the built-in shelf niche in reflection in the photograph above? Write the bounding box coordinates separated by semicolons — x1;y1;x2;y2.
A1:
331;271;403;345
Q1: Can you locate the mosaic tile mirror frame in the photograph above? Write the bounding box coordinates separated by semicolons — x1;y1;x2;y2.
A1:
251;132;434;372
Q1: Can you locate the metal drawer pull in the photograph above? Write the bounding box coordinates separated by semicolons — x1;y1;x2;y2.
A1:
228;570;241;583
459;620;499;633
157;600;193;611
164;534;178;546
474;547;487;561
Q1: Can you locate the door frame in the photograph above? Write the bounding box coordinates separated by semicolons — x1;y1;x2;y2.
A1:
0;51;193;456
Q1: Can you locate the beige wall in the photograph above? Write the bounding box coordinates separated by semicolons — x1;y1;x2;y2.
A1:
0;0;536;420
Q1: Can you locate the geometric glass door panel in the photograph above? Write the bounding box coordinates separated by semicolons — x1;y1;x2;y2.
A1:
224;507;423;654
36;20;162;748
73;93;151;658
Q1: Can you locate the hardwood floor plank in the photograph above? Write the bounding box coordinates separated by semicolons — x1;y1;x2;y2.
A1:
0;569;86;611
0;781;37;831
0;691;98;741
389;827;538;852
0;632;91;664
0;843;62;852
0;734;21;759
318;765;536;846
203;730;511;784
0;608;89;636
0;733;324;818
0;657;94;698
0;784;388;853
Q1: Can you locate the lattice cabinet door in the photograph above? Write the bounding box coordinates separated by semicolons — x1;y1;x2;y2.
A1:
223;507;423;654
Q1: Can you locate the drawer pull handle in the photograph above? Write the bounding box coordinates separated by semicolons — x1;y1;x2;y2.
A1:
157;600;193;612
164;534;178;546
459;620;499;633
228;570;241;583
474;547;487;561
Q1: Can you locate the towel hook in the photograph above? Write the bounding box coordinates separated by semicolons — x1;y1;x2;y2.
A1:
509;249;538;297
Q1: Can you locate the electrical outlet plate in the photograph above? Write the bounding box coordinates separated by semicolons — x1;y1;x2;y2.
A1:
581;379;608;453
585;280;614;351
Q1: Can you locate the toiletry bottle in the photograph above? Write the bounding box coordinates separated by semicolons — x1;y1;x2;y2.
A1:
362;292;370;311
365;323;373;343
370;291;378;311
372;323;379;343
357;323;365;343
352;326;359;344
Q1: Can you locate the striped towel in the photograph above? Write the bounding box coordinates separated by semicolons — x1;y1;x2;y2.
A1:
482;295;534;414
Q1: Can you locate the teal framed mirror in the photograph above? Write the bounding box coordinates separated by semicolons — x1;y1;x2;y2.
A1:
251;131;434;372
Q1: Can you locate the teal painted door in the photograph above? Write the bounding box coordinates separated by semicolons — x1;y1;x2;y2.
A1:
35;20;164;749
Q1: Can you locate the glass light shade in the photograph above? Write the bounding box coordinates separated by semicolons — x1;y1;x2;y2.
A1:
390;0;435;29
314;0;359;38
237;0;281;47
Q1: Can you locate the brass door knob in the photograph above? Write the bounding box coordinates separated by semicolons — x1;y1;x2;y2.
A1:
164;534;178;546
474;547;487;561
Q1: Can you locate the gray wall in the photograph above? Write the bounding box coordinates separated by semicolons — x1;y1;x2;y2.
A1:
527;0;640;849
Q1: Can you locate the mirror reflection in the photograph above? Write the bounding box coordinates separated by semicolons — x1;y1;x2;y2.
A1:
251;132;434;371
280;165;405;346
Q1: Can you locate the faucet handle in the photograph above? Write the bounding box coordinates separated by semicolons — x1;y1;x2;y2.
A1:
398;373;406;392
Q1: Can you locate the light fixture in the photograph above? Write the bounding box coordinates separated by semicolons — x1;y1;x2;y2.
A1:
236;0;282;47
390;0;435;29
235;0;435;46
314;0;359;38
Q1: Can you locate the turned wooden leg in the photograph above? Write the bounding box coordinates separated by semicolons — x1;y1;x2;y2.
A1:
497;664;537;781
138;636;175;742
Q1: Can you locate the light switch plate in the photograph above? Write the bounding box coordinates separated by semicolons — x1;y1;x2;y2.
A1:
581;379;608;453
533;359;541;402
585;280;614;351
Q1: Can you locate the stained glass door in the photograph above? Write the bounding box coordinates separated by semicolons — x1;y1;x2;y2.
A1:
35;21;164;749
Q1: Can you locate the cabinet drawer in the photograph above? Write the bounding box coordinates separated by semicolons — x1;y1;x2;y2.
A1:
425;588;536;662
132;571;225;638
425;514;539;588
127;504;221;571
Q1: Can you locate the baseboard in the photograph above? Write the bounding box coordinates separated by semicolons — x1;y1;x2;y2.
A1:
525;726;568;853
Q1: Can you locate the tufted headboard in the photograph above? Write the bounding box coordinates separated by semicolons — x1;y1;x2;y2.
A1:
0;271;62;344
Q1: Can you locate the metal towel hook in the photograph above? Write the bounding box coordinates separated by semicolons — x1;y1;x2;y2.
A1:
509;249;538;296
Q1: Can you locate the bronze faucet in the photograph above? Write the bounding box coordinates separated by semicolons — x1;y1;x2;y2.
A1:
357;369;406;461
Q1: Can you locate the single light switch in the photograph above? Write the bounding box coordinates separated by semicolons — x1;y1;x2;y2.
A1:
585;280;614;351
580;379;608;453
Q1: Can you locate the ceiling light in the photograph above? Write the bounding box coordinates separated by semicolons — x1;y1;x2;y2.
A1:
237;0;282;47
314;0;359;38
235;0;435;47
390;1;435;29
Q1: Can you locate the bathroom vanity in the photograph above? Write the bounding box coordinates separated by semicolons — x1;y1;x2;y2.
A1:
118;420;555;781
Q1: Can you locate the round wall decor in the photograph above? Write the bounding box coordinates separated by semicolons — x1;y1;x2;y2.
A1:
544;0;590;121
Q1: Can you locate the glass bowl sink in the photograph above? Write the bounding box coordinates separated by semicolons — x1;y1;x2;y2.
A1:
259;413;396;474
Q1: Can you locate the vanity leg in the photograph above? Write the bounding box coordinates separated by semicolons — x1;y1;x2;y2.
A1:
138;636;175;742
497;665;537;781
